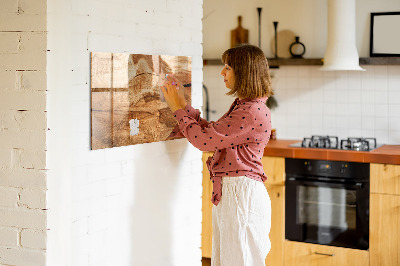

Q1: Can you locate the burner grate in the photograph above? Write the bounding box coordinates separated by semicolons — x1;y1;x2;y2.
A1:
301;135;339;149
296;136;378;151
340;137;377;151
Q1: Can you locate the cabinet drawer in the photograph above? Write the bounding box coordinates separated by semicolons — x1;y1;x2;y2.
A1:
284;241;369;266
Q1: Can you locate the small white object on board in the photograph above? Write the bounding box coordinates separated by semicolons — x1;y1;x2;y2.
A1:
129;119;140;136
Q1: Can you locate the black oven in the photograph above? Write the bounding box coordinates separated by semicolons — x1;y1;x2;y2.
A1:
285;158;369;250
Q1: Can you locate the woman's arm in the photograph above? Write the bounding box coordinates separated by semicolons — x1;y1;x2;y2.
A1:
162;76;210;139
173;106;257;152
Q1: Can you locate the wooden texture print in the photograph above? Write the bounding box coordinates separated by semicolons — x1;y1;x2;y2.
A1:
90;52;192;150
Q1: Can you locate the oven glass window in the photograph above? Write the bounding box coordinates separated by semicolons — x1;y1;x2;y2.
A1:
297;186;356;230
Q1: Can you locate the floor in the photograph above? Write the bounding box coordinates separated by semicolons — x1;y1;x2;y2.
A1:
202;257;211;266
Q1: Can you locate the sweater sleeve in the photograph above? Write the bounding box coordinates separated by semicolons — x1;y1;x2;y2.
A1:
173;106;257;152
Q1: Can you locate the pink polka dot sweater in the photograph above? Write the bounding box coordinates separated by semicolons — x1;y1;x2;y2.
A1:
170;97;271;206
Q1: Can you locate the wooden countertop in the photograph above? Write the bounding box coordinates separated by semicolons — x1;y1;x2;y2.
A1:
263;139;400;165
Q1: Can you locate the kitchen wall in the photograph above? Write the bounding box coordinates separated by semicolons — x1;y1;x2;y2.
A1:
203;0;400;144
1;0;203;265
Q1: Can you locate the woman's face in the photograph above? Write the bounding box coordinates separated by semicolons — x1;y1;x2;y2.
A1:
220;64;235;89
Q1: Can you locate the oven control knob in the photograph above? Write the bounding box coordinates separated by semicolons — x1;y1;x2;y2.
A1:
340;164;347;174
304;162;312;171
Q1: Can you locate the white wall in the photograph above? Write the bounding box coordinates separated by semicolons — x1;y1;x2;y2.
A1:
203;0;400;145
271;65;400;144
46;0;203;266
204;65;400;144
203;0;400;58
0;0;48;265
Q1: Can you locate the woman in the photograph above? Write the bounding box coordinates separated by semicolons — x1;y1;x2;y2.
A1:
161;44;273;266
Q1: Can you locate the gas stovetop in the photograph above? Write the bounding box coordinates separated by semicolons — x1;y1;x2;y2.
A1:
289;135;382;151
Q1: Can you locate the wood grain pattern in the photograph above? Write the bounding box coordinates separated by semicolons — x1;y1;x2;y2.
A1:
261;156;285;185
90;52;191;150
264;184;285;266
230;16;249;48
263;140;400;165
284;241;369;266
262;156;285;265
201;152;214;258
370;163;400;195
370;193;400;266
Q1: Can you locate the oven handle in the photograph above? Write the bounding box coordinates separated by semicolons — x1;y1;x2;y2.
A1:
286;177;364;189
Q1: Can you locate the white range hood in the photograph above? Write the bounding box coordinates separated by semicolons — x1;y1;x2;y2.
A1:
320;0;365;71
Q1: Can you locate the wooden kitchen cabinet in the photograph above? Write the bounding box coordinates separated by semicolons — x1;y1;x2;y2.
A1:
262;156;285;266
370;193;400;266
284;241;369;266
201;154;286;265
261;156;285;186
370;163;400;266
201;152;213;258
370;163;400;195
264;184;285;266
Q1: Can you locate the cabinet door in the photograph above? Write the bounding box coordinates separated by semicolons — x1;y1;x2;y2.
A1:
202;152;213;258
284;241;369;266
370;193;400;266
370;163;400;195
261;156;285;185
264;184;284;266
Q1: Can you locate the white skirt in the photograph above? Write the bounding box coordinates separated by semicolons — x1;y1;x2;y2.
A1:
212;176;271;266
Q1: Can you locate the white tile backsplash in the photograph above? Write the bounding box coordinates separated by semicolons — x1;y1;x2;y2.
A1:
389;104;400;117
374;90;388;104
362;90;375;103
388;91;400;104
374;65;388;77
374;77;388;91
375;104;389;117
204;65;400;144
388;76;400;91
389;117;400;131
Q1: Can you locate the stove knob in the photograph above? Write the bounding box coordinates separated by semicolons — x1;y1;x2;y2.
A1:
305;162;312;171
340;164;347;174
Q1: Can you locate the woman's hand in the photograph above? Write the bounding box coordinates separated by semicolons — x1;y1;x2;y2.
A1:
161;75;187;113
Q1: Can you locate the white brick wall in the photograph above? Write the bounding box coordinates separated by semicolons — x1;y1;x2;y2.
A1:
47;1;203;266
21;229;47;250
3;1;204;265
0;0;48;265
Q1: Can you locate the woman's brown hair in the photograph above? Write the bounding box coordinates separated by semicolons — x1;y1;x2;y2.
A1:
221;44;273;99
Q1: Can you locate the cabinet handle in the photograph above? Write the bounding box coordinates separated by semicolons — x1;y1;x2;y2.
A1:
314;252;335;257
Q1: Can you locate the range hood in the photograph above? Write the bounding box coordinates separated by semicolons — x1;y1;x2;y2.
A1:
320;0;365;71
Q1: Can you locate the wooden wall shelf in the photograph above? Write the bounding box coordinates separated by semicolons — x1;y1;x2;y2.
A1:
203;58;323;67
203;57;400;67
359;57;400;65
268;58;322;67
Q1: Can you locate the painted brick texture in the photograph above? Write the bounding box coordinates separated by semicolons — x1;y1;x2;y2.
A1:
46;0;203;266
0;0;47;265
2;0;203;265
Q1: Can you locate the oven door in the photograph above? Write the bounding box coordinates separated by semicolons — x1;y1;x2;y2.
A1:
285;177;369;250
